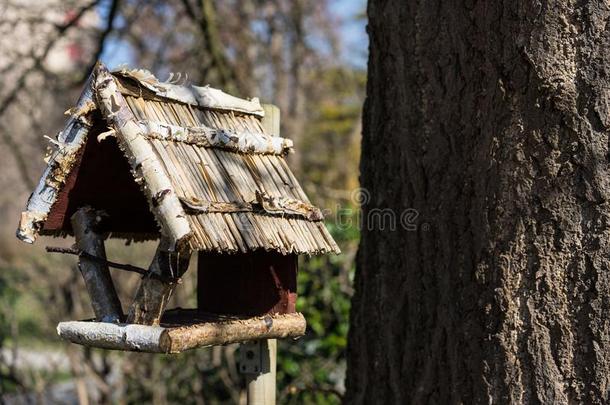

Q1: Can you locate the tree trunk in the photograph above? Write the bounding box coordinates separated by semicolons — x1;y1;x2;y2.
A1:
346;1;610;404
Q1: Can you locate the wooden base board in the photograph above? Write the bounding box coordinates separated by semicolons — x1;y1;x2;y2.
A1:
57;310;306;353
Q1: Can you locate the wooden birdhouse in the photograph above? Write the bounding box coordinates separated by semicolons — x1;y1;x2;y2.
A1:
16;63;339;353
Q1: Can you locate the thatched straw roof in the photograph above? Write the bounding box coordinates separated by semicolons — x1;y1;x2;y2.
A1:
16;63;339;255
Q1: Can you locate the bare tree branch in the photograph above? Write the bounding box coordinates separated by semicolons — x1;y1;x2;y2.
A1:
0;122;34;189
46;246;149;277
0;0;101;119
180;0;238;91
0;0;100;190
80;0;122;84
45;245;181;283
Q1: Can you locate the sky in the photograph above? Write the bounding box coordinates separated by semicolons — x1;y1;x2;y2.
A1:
99;0;368;70
331;0;367;68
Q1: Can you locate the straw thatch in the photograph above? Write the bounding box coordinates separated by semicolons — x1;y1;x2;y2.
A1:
16;63;339;255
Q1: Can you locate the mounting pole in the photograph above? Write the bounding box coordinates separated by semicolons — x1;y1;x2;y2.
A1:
238;103;279;405
240;339;277;405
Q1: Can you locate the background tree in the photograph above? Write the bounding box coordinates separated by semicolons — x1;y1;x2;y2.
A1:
347;1;610;404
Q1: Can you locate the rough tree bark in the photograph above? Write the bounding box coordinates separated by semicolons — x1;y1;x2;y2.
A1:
346;1;610;404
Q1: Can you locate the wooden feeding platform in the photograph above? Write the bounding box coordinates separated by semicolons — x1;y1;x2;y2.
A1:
57;310;306;353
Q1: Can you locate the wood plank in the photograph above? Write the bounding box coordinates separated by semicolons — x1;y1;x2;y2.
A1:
261;104;280;136
197;251;297;316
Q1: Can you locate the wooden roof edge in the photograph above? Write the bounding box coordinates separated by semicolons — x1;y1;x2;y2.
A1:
94;63;192;252
112;68;265;118
187;230;342;256
16;71;97;244
57;312;306;353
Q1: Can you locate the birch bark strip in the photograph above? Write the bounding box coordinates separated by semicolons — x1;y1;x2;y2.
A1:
137;120;293;155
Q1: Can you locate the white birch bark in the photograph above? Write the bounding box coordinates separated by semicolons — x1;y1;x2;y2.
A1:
94;63;192;251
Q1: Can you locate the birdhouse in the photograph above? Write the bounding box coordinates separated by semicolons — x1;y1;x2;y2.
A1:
16;63;339;353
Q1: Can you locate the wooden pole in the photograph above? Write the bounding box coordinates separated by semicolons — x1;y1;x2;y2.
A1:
242;104;280;405
261;104;280;136
57;313;305;353
71;207;123;323
240;339;277;405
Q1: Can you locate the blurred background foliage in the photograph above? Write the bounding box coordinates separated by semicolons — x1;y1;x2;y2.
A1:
0;0;365;403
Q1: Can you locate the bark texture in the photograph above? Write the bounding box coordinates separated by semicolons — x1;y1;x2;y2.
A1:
57;312;305;353
71;207;123;323
127;239;191;325
346;1;610;404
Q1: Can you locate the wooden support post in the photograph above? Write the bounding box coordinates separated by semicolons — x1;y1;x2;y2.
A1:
240;339;277;405
127;238;191;325
71;207;123;323
262;104;280;136
239;104;279;405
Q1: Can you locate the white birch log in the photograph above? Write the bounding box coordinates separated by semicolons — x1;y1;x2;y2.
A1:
138;120;292;155
57;312;306;353
16;74;96;243
114;68;265;117
57;321;166;352
94;63;192;250
71;207;123;323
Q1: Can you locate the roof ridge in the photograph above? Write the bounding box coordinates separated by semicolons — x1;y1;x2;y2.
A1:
113;68;265;117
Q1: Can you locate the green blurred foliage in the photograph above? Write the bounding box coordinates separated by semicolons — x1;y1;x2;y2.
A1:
278;216;358;404
302;67;366;201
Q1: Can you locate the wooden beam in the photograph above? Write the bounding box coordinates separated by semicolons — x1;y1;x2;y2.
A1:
71;207;123;323
94;63;192;250
178;193;323;221
245;104;281;405
56;312;306;353
127;238;191;325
